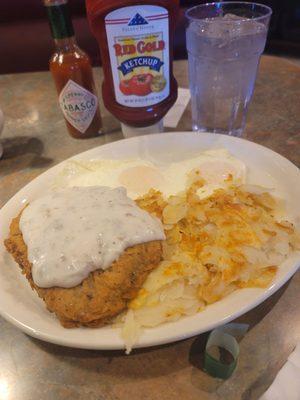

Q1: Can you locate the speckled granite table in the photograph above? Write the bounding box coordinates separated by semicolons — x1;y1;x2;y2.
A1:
0;56;299;400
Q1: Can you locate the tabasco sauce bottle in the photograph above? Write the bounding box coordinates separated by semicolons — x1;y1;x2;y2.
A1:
86;0;179;137
45;0;102;139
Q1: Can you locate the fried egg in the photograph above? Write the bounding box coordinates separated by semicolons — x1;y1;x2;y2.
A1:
59;149;246;199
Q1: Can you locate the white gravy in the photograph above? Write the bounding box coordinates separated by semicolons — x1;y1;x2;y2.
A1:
19;186;165;288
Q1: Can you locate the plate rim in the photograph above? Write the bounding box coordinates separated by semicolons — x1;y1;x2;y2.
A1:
0;131;299;350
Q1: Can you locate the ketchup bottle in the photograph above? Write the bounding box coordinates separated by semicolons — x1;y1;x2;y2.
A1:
45;0;102;139
86;0;179;136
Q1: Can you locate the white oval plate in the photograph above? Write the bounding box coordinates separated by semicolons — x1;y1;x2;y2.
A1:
0;132;299;350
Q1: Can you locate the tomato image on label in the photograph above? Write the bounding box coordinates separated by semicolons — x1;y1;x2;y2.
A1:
119;73;167;96
129;73;153;96
119;79;132;95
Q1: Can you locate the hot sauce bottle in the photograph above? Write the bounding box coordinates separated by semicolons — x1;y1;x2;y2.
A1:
86;0;179;136
45;0;102;139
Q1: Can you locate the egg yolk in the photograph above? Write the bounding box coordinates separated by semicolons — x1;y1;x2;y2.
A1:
119;166;165;196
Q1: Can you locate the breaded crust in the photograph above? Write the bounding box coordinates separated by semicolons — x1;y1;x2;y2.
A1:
4;211;162;328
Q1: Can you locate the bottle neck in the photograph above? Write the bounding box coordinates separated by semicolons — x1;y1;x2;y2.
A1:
45;0;74;40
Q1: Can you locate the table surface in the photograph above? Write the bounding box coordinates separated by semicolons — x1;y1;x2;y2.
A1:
0;55;299;400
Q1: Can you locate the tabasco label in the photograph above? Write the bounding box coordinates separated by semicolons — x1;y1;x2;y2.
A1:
59;80;98;133
105;5;170;108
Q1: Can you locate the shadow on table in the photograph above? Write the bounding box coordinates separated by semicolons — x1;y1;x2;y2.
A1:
29;334;188;379
189;281;289;372
28;280;290;381
0;136;52;173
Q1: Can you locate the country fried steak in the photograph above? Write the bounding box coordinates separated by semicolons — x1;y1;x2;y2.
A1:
4;211;162;328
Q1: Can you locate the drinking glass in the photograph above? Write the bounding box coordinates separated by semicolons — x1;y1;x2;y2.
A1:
186;2;272;136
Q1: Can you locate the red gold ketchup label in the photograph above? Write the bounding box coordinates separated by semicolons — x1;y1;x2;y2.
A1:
105;5;170;108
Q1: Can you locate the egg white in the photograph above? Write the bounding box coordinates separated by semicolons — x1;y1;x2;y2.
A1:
60;149;246;200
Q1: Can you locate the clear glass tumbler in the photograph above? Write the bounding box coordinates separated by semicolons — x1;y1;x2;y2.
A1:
186;2;272;136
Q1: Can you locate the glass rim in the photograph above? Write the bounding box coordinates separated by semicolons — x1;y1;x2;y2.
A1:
185;2;272;23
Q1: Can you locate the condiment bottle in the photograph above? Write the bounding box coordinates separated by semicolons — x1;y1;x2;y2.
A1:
45;0;102;139
86;0;179;136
